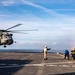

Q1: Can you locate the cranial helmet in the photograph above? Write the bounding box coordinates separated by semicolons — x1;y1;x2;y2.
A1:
45;46;47;48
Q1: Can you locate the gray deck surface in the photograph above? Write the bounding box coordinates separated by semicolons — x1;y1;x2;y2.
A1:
0;52;75;75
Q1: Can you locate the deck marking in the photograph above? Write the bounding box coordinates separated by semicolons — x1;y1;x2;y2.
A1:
35;59;44;75
72;65;75;67
45;61;75;65
61;65;70;67
0;64;7;65
46;64;57;67
1;64;75;68
1;61;75;68
57;53;64;57
21;54;33;60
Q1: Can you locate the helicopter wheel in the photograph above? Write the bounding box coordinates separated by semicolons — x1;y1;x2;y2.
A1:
4;45;6;48
15;41;16;43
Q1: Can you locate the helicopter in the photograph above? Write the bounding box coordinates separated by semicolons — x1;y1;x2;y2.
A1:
0;24;38;48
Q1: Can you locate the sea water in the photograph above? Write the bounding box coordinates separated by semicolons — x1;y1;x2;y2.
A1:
0;49;65;53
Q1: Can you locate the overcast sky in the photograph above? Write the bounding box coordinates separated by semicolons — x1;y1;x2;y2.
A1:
0;0;75;50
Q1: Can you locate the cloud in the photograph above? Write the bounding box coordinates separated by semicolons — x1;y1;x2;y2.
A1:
50;0;75;4
1;0;75;19
0;14;9;17
21;0;61;16
1;0;75;7
54;9;75;11
19;0;75;17
23;0;75;4
0;0;62;17
1;0;15;6
62;27;75;30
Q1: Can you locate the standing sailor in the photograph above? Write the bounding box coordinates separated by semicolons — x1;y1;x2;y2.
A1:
43;46;51;60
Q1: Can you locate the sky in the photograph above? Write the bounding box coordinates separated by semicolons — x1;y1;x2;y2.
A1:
0;0;75;50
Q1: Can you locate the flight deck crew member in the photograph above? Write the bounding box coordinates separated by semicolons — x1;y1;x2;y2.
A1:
64;49;69;60
43;46;51;60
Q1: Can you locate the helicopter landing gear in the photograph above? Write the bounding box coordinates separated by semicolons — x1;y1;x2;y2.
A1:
15;41;16;43
4;45;6;48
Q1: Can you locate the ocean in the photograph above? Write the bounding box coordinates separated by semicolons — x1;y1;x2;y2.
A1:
0;49;65;53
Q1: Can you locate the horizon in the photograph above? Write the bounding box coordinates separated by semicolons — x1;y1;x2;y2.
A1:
0;48;72;53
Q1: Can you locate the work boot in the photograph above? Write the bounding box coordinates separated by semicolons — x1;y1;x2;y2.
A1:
46;58;48;60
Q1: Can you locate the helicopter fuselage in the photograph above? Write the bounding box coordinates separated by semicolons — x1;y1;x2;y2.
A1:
0;32;13;46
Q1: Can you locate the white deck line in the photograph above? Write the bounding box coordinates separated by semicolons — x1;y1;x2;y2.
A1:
1;63;75;68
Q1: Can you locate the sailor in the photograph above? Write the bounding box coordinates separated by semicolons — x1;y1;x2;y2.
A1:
43;46;51;60
64;49;69;60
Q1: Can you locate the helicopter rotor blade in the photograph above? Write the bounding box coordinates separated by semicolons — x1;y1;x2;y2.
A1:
3;30;28;34
10;29;39;31
0;29;38;34
12;32;28;34
6;23;22;31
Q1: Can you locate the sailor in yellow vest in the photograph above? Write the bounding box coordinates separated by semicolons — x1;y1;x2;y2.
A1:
43;46;51;60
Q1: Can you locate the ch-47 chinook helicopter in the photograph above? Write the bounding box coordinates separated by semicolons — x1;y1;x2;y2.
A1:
0;24;38;48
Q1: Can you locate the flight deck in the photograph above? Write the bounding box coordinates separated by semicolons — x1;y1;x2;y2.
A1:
0;52;75;75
